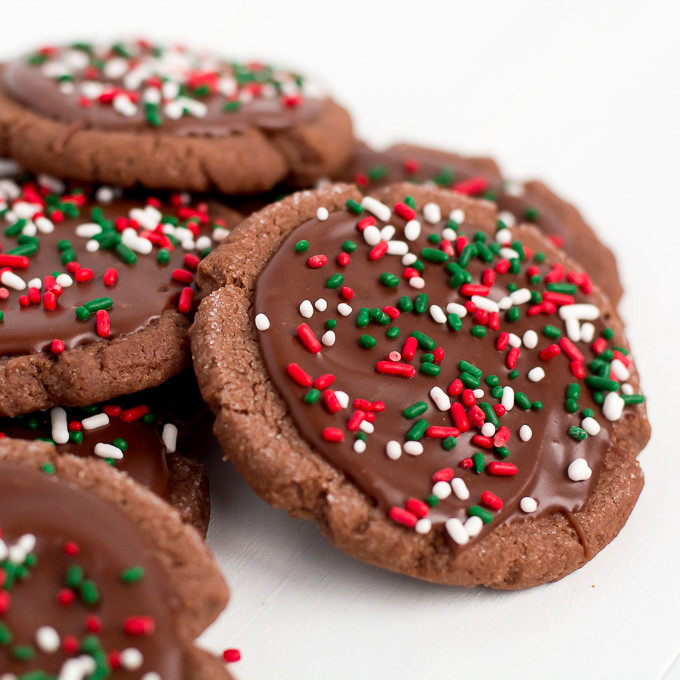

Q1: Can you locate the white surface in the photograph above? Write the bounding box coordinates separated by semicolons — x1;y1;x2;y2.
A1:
3;1;679;678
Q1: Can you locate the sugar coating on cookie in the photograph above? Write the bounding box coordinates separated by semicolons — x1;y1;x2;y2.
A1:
253;189;645;550
5;40;324;131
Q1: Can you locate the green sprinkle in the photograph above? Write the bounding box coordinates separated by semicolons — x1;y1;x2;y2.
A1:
223;100;241;112
404;196;416;209
446;218;459;232
569;426;588;441
473;231;487;244
602;328;614;340
534;252;546;263
480;402;499;427
355;432;367;442
412;259;425;273
421;247;449;263
442;436;457;450
509;369;519;380
69;431;84;446
585;376;620;392
510;258;521;274
326;273;344;289
475;242;492;263
356;308;370;327
303;389;320;404
523;207;539;221
471;325;486;338
342;240;357;252
57;239;72;251
403;402;428;419
411;331;436;350
84;297;113;312
11;644;35;661
120;566;145;584
406;419;428;441
458;244;475;268
447;313;462;331
460;371;480;388
544;325;561;338
485;375;499;387
532;401;543;411
515;392;531;410
426;494;439;507
112;438;128;452
414;293;428;314
420;362;440;377
115;243;137;265
367;164;388;180
567;383;580;400
593;392;605;405
41;462;56;474
459;360;482;378
294;240;309;253
386;327;400;339
80;579;99;605
582;408;594;418
157;248;171;264
6;218;27;236
507;307;520;322
142;413;155;425
379;272;399;288
359;335;377;349
494;446;509;459
397;296;413;312
622;394;645;405
325;319;337;330
421;353;434;363
66;564;84;588
427;233;440;244
434;168;454;186
565;398;579;413
547;283;577;294
345;199;364;214
468;505;494;524
60;248;77;265
472;452;485;474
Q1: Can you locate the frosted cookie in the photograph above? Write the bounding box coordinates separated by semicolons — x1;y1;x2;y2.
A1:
0;40;353;193
0;171;241;416
335;143;623;304
0;438;231;678
0;373;211;534
192;183;649;589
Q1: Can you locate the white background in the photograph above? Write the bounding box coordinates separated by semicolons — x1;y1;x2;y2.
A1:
2;2;679;678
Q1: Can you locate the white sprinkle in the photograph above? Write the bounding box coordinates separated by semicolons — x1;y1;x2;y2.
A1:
212;227;230;242
380;225;395;241
386;240;409;256
0;540;7;561
359;420;374;434
568;458;592;482
56;274;73;288
451;477;470;500
353;439;367;453
75;223;103;238
141;672;162;680
59;656;97;680
446;302;467;317
502;386;515;411
559;303;600;321
442;227;457;240
196;235;211;251
498;211;517;228
362;225;381;246
611;359;630;381
423;202;441;224
522;330;538;348
28;278;42;290
415;518;432;534
13;201;41;219
528;367;545;382
520;497;538;513
404;219;421;241
580;322;595;343
36;626;60;653
361;196;391;222
402;253;418;266
582;417;601;436
1;270;26;291
481;422;496;437
565;316;581;342
50;407;69;444
429;304;447;324
22;222;37;237
120;648;144;670
255;313;270;331
621;383;634;395
86;240;100;253
450;208;465;223
508;333;522;348
94;443;124;460
519;425;533;442
162;423;178;453
386;440;402;460
113;94;138;117
299;300;314;318
321;330;336;347
500;247;519;259
433;481;452;499
335;391;349;409
316;207;329;221
445;518;469;545
95;186;115;203
464;515;484;538
430;386;451;411
337;303;352;316
473;388;485;399
498;296;512;310
34;216;54;233
409;276;425;289
603;392;625;421
471;295;499;313
81;413;109;431
403;441;423;456
509;288;531;305
314;298;327;312
18;534;36;554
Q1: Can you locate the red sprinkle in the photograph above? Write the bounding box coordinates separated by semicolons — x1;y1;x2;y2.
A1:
340;286;354;300
467;406;486;427
346;410;365;432
51;339;65;355
172;268;194;284
402;336;417;361
322;390;342;414
496;332;509;351
63;541;79;556
287;363;312;387
559;336;585;362
448;379;463;396
86;616;102;633
592;337;607;355
75;268;94;283
223;649;242;664
297;323;322;354
178;287;194;314
322;427;344;442
337;252;351;266
452;175;488;195
368;241;388;261
405;498;429;518
103;268;118;286
312;374;334;389
120;405;149;423
388;506;418;528
481;491;503;511
103;405;122;418
487;462;519;476
450;403;470;432
570;361;586;379
493;426;511;447
426;426;461;439
58;589;75;606
506;346;520;369
461;389;476;407
307;254;328;268
123;616;155;636
95;310;110;338
357;216;376;231
394;202;416;220
472;434;493;449
375;361;416;378
539;344;562;361
432;468;455;483
43;291;57;311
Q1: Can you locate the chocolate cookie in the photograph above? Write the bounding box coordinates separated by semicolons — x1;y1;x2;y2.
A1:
0;438;231;679
0;170;242;416
192;183;649;589
335;143;624;305
0;373;211;534
0;40;353;194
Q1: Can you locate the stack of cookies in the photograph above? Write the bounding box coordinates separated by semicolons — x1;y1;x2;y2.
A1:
0;39;649;676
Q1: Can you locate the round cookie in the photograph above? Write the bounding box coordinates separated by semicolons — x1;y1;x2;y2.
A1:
0;40;353;194
335;143;624;305
192;182;649;589
0;170;242;416
0;438;231;679
0;373;211;534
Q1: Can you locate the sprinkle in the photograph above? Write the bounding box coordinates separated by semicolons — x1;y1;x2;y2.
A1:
162;423;178;453
528;367;545;382
581;417;601;436
316;207;329;221
519;425;533;441
255;313;270;331
487;462;518;476
520;497;538;513
386;441;402;460
432;481;452;499
389;507;417;528
451;478;470;500
404;219;421;241
403;441;424;456
81;413;110;430
445;518;468;545
94;443;123;460
223;648;242;664
429;386;451;411
465;515;484;538
297;323;322;353
361;196;391;221
567;458;592;481
602;392;625;421
50;407;69;444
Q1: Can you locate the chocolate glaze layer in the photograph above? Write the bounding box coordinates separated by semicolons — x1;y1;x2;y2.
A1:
4;44;323;134
254;199;639;548
0;179;239;357
0;462;183;677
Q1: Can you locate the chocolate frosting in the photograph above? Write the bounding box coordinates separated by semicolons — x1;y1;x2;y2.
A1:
4;41;323;134
0;176;239;357
254;195;641;548
0;462;183;677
